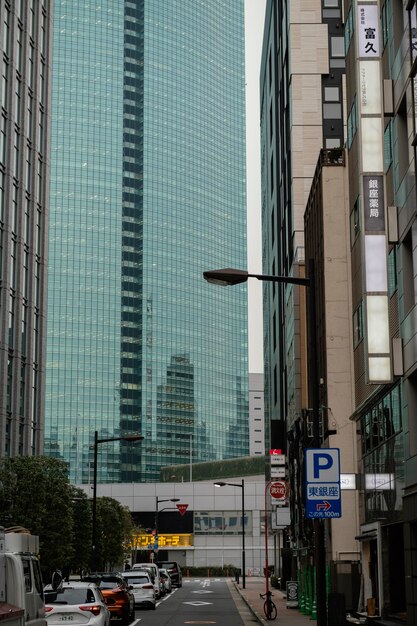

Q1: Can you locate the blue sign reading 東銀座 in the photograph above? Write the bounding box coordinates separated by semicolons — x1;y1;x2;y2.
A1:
305;448;342;519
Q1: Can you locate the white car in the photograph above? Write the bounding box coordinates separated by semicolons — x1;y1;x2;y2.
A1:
132;563;161;599
159;568;172;593
121;570;156;610
45;582;110;626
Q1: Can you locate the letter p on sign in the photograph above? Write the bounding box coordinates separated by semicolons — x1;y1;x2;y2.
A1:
313;453;333;478
306;448;340;484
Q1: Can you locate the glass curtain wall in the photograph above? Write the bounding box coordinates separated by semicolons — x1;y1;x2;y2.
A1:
45;0;248;483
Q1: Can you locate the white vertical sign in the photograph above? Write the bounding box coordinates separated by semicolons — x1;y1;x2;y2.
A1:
357;4;380;57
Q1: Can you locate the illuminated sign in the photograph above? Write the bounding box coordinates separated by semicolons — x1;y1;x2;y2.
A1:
340;474;357;490
365;473;394;491
357;4;380;57
132;533;193;549
363;176;385;231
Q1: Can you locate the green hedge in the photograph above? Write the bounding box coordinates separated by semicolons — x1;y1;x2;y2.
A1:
160;455;265;482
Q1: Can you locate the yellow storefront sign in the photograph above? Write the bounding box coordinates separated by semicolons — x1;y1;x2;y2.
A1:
132;533;193;548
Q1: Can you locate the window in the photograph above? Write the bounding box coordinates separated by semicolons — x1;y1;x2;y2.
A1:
324;87;339;101
331;37;345;57
194;511;252;534
350;196;361;245
347;96;358;149
345;6;354;52
361;384;402;455
1;62;8;110
22;557;32;592
353;301;364;348
381;0;391;49
323;103;342;118
384;121;393;172
388;248;397;296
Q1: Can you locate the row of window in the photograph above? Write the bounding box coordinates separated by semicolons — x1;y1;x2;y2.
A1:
360;385;401;455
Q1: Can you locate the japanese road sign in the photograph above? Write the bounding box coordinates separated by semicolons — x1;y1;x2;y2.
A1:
305;448;341;519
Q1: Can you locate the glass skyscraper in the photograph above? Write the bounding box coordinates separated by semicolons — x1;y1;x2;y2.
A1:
45;0;248;483
0;0;53;458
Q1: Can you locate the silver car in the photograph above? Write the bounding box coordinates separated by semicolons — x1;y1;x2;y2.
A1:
121;570;156;610
159;569;172;593
45;582;110;626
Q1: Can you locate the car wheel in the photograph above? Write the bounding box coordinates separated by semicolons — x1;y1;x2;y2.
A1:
121;609;131;625
151;604;156;610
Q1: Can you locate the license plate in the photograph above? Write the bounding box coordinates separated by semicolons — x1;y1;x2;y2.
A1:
59;616;74;621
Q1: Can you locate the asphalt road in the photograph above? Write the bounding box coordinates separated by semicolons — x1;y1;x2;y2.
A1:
129;577;248;625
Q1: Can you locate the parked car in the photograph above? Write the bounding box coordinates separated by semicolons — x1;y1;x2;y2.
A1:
83;573;135;624
159;569;172;593
120;570;156;610
132;563;162;598
45;581;110;626
156;561;182;587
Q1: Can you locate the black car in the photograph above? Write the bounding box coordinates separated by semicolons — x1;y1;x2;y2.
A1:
156;561;182;587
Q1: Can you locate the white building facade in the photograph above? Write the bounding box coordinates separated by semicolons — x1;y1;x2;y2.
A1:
81;476;277;576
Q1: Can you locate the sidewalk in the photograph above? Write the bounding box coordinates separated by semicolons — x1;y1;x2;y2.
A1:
233;576;313;625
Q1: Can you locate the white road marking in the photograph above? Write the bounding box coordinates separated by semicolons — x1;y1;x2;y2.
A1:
183;601;212;606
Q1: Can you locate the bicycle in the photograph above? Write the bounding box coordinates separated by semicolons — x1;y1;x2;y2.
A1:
260;590;277;620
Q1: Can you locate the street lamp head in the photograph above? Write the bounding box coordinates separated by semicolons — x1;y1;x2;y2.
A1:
203;268;248;286
122;434;144;442
157;497;180;505
214;482;227;487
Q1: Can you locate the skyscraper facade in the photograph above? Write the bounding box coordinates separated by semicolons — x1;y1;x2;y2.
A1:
45;0;249;483
0;0;53;457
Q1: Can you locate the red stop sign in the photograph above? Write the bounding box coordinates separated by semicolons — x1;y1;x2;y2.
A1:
270;481;288;500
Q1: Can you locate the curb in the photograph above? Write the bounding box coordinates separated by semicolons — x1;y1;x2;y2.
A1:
233;581;269;626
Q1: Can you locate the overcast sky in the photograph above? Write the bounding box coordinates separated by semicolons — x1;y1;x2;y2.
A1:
245;0;267;373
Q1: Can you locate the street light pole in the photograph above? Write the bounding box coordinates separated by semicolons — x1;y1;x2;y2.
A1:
205;262;327;626
153;497;180;560
214;480;245;589
155;497;180;532
91;431;143;571
306;260;327;626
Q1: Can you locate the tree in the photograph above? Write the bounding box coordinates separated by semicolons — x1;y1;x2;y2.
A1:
95;497;133;571
67;486;92;577
0;456;73;580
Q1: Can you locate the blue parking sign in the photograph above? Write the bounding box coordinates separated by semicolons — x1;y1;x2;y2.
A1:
305;448;341;519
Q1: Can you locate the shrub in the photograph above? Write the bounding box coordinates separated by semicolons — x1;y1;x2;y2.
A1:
270;575;280;588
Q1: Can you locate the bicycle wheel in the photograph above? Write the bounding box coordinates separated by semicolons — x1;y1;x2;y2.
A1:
269;601;277;620
263;600;273;620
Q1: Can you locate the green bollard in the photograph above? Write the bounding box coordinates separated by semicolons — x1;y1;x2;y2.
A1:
310;567;317;620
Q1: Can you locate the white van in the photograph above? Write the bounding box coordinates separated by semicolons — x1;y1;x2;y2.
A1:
131;563;161;598
1;527;46;626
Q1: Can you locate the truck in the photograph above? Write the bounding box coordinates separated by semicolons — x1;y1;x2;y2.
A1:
0;527;46;626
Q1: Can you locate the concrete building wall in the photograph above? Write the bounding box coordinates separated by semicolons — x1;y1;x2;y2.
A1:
79;477;274;575
249;373;265;457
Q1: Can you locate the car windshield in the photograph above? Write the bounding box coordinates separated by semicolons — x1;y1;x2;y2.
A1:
124;576;149;584
99;581;121;589
162;563;177;569
49;588;96;605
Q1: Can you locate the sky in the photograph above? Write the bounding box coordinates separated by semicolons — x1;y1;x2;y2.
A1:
245;0;267;373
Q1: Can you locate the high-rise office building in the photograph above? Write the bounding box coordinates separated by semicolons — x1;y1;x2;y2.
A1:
0;0;53;457
45;0;249;483
260;0;359;616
